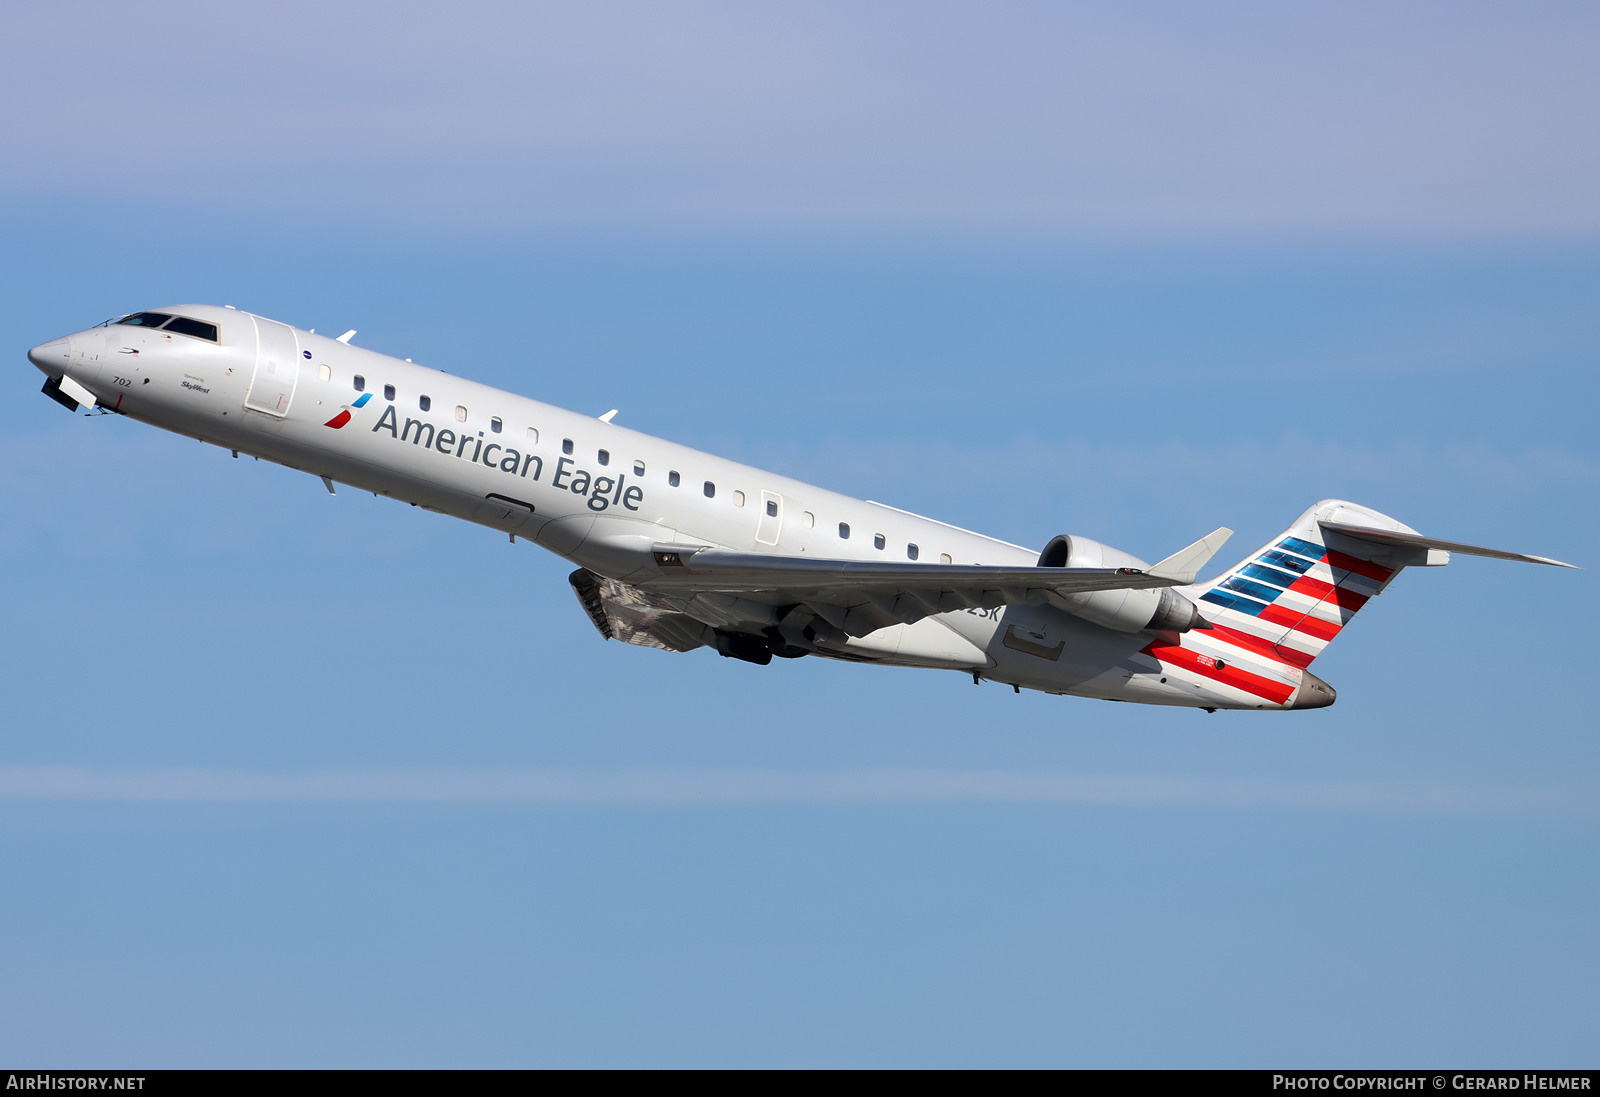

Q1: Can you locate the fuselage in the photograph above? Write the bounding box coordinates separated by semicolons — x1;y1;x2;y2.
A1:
28;304;1328;711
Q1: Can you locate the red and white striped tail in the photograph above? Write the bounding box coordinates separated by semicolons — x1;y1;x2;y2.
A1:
1137;500;1570;709
1190;500;1415;669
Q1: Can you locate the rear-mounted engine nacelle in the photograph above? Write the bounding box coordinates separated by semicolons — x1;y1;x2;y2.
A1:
1038;535;1204;633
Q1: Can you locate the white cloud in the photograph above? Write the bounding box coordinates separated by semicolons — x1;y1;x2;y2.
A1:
0;765;1589;815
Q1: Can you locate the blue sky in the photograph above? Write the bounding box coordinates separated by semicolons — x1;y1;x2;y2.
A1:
2;2;1597;1067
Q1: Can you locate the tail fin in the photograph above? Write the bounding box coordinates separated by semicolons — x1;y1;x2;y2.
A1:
1183;499;1573;669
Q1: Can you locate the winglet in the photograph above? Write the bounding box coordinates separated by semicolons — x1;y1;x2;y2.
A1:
1149;527;1234;583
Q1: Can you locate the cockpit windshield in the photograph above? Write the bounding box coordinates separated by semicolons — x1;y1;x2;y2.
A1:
114;312;220;343
117;312;175;328
163;317;219;341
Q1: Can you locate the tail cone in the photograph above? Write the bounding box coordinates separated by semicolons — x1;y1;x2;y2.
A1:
1290;672;1336;709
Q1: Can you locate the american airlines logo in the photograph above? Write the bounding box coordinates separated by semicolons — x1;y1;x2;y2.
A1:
323;391;372;428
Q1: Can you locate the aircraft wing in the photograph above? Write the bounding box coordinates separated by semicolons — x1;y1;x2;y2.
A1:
641;547;1179;638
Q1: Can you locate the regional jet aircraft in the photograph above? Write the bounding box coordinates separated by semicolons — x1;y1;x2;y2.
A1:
27;306;1575;711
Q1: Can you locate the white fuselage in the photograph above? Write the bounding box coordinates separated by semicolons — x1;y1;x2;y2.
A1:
29;305;1321;711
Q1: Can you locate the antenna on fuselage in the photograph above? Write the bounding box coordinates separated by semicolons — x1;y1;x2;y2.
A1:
336;330;357;344
598;409;618;423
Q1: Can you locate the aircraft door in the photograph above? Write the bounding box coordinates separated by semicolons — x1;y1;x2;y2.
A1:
245;316;300;417
756;490;783;546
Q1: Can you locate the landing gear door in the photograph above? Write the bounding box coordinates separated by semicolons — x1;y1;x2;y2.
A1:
246;315;300;417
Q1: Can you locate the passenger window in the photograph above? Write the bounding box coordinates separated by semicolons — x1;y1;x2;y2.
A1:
384;384;395;401
766;499;778;517
598;449;609;466
839;523;850;539
490;417;502;434
669;471;681;487
907;544;919;560
732;490;745;507
353;375;365;392
455;405;467;422
633;460;645;476
704;481;715;498
939;553;952;565
562;439;573;455
874;534;886;550
318;365;331;382
419;395;432;411
527;427;539;444
802;511;814;528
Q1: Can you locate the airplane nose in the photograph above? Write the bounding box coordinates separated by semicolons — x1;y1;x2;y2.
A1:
28;339;70;373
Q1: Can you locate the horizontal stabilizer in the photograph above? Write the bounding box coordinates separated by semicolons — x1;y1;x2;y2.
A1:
1318;520;1576;569
1149;527;1233;583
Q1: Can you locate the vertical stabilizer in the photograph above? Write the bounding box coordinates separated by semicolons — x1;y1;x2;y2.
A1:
1184;500;1418;668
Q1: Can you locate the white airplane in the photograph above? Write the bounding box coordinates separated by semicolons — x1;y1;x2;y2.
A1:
28;305;1575;712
